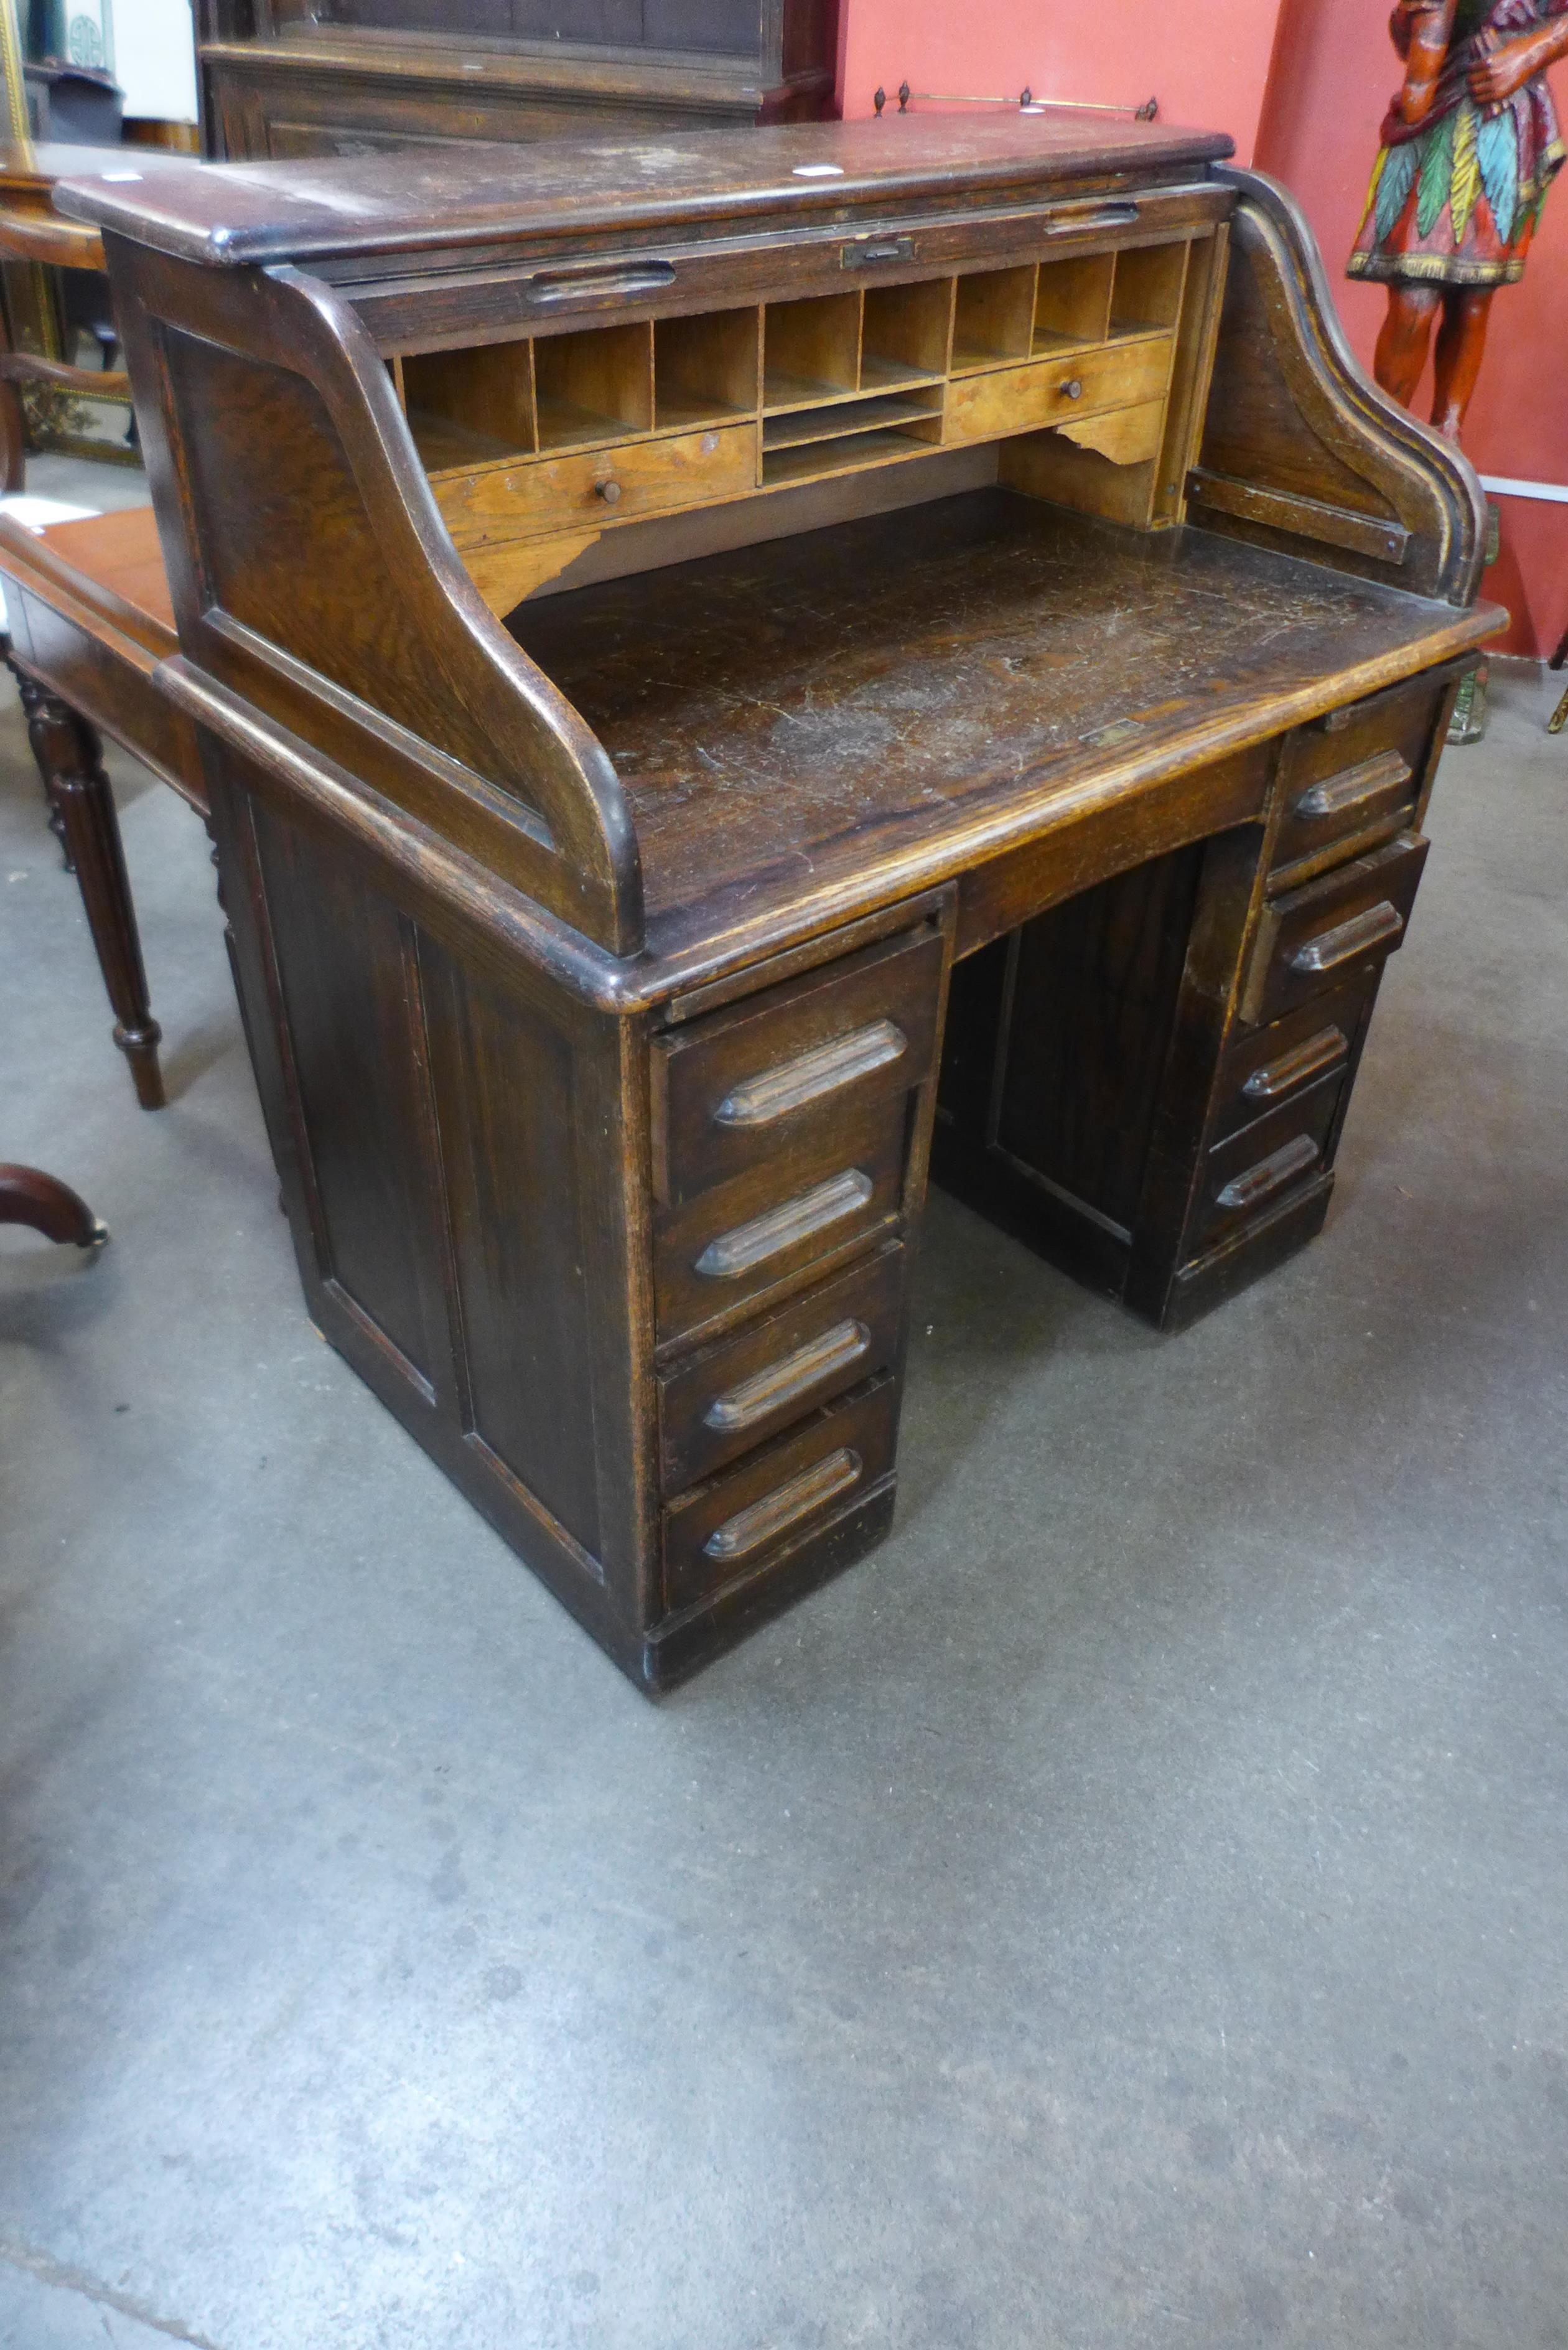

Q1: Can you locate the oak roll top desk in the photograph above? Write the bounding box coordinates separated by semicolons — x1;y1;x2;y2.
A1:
57;118;1501;1689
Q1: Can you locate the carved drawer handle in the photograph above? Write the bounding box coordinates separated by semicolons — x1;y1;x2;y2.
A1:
1060;378;1085;401
702;1447;864;1562
1290;900;1404;975
1293;749;1412;822
1242;1024;1350;1103
703;1318;872;1435
694;1169;874;1280
715;1019;908;1128
1215;1131;1321;1214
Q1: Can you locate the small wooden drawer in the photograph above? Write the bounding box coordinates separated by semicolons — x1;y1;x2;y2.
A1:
1211;978;1372;1148
943;332;1172;447
1272;670;1449;882
663;1374;900;1615
434;421;756;546
659;1242;907;1493
654;1100;908;1345
651;921;945;1208
1239;830;1429;1029
1192;1073;1345;1253
1271;746;1419;884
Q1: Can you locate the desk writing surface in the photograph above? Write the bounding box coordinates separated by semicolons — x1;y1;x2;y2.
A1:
508;489;1498;966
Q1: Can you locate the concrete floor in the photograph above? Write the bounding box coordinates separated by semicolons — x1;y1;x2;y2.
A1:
2;459;1567;2348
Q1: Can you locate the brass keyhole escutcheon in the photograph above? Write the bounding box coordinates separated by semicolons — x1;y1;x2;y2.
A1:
595;477;622;504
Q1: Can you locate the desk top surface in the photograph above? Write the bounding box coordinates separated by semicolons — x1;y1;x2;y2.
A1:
54;115;1234;269
0;493;1500;984
511;492;1500;968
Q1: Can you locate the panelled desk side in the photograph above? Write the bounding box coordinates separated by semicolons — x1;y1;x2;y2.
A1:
52;124;1501;1687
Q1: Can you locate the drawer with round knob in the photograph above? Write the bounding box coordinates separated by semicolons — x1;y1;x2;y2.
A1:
433;420;757;548
941;330;1173;447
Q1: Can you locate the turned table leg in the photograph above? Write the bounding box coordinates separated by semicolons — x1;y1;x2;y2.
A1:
0;1163;108;1250
8;657;72;867
18;679;166;1109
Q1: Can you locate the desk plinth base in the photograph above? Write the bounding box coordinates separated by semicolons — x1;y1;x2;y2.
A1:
1134;1174;1335;1334
643;1481;898;1692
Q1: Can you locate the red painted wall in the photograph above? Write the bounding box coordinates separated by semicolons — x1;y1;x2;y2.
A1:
1256;0;1568;657
835;2;1285;164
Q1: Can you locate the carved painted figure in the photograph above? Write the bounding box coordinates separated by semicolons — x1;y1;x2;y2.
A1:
1349;0;1568;438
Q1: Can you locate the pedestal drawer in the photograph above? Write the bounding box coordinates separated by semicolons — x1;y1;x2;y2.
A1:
1271;669;1452;882
653;1098;908;1346
1192;1073;1345;1253
1239;831;1428;1029
1211;977;1373;1147
663;1375;900;1615
659;1242;907;1493
651;920;945;1207
1271;746;1419;883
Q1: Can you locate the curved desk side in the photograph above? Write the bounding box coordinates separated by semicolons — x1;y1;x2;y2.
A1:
106;235;645;954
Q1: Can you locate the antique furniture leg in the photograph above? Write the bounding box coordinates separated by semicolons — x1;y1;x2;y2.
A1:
6;649;72;865
0;1162;107;1248
19;676;165;1108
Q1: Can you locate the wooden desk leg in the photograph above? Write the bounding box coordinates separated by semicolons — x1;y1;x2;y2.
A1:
18;680;166;1110
0;1162;108;1248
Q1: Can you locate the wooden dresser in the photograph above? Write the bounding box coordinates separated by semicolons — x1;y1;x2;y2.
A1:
60;118;1501;1688
197;0;839;160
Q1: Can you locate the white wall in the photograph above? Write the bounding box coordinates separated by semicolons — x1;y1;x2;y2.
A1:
112;0;198;122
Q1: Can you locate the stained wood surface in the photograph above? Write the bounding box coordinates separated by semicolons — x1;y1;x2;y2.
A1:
510;489;1500;967
56;116;1235;268
0;510;203;819
36;507;175;634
